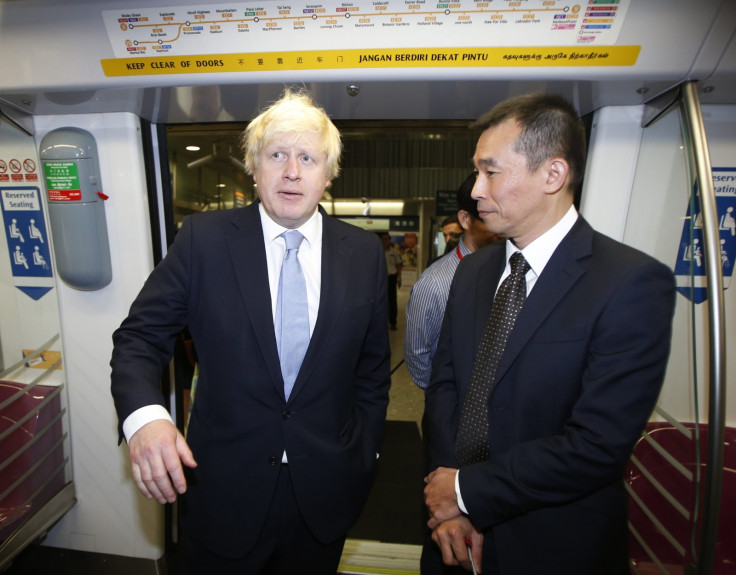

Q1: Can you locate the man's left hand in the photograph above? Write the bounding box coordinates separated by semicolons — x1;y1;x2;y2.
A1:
425;466;462;528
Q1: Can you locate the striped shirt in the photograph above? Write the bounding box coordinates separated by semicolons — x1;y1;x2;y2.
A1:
403;236;471;389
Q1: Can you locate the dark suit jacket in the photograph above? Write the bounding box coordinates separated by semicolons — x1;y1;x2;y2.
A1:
111;202;391;558
425;216;676;574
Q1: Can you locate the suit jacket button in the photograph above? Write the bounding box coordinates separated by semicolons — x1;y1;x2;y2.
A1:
282;410;290;419
269;456;278;465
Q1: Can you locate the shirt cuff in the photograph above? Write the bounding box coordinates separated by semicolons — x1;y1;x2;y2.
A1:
455;469;469;514
122;405;173;443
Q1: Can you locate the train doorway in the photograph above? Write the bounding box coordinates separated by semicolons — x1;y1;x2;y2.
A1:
163;120;480;572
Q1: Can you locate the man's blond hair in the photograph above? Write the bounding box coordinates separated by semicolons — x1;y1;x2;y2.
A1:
242;88;342;180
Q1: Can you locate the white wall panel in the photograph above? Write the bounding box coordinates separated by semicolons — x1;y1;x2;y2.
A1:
580;105;643;241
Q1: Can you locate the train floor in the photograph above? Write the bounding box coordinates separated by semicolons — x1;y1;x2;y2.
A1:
2;286;426;574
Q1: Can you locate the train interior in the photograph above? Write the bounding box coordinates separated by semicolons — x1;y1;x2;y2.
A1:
1;0;735;573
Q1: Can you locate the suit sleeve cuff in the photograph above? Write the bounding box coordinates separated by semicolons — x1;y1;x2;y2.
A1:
123;405;173;443
455;469;469;515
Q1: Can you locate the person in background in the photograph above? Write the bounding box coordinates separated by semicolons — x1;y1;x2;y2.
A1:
428;214;464;266
111;88;391;575
404;172;501;391
440;214;463;250
441;214;463;256
423;93;676;574
381;231;403;330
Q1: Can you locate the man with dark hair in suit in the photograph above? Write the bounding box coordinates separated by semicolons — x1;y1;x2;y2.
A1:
111;89;391;574
422;93;676;574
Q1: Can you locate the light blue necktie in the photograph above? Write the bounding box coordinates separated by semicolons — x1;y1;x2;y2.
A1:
275;230;310;399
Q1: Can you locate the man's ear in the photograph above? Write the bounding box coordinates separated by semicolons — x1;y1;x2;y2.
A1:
543;158;569;195
457;210;472;231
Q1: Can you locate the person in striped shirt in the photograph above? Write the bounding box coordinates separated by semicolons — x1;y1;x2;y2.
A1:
404;173;501;390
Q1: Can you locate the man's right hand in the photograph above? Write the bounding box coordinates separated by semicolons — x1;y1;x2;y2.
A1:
431;516;484;573
128;419;197;504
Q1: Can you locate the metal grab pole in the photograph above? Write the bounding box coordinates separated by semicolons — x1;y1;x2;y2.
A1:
680;81;727;575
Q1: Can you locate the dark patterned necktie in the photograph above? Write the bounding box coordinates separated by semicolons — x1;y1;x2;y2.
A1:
456;251;531;466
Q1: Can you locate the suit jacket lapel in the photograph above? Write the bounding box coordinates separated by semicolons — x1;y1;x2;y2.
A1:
226;202;285;393
474;247;505;353
493;217;594;387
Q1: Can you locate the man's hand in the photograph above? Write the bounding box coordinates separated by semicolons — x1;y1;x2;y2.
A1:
431;516;484;573
128;419;197;504
425;466;462;528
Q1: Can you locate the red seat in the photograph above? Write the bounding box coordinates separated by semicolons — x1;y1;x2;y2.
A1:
0;381;66;545
625;422;736;574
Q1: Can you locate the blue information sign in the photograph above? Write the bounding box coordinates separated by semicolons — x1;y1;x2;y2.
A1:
1;186;54;299
674;168;736;303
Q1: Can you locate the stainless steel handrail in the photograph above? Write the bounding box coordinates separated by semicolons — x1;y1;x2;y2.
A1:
680;81;727;575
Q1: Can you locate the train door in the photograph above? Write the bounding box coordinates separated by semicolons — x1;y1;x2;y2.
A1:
164;120;479;572
583;83;736;574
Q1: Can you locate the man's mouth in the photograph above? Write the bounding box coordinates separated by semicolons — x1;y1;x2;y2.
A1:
279;190;302;198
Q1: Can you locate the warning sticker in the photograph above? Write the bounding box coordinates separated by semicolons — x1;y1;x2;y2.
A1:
101;45;640;76
44;161;82;202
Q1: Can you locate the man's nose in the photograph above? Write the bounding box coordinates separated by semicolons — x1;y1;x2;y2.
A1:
284;156;300;179
470;178;484;200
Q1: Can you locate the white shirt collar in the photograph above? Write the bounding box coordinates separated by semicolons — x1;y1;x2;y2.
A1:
259;203;322;248
506;205;578;278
